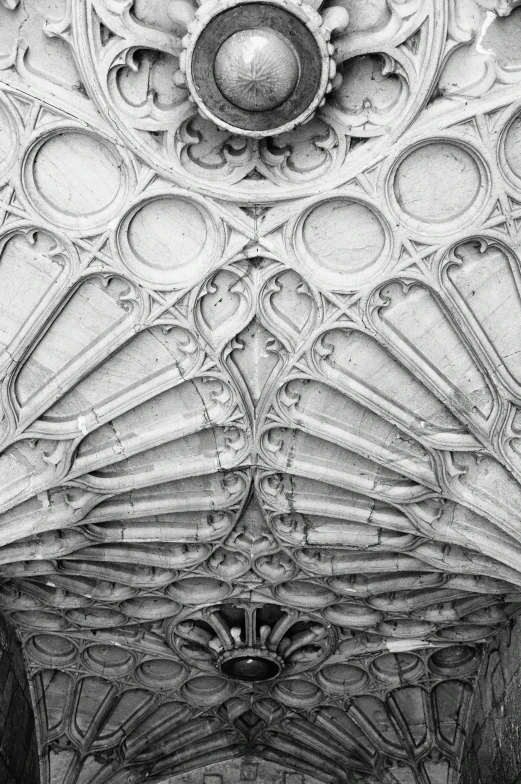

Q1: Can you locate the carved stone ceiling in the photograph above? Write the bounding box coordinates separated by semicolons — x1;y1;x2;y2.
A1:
1;0;521;783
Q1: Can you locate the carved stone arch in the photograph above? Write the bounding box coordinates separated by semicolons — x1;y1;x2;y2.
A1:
2;1;521;783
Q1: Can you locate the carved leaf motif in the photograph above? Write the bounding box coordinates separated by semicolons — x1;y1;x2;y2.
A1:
229;320;285;407
197;269;253;352
260;270;317;349
70;0;442;193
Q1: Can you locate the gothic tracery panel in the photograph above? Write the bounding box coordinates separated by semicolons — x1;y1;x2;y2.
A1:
2;1;521;783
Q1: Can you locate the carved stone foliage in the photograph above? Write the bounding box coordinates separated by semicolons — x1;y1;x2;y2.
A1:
2;1;521;784
52;0;441;191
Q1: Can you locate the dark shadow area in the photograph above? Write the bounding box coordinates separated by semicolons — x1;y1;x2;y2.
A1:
0;613;39;784
461;613;521;784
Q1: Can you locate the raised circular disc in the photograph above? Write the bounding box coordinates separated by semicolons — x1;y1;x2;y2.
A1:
214;28;299;111
221;654;281;681
190;3;323;134
24;129;128;230
392;141;482;224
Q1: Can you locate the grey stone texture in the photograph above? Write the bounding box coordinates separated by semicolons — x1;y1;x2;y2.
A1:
461;614;521;784
0;614;39;784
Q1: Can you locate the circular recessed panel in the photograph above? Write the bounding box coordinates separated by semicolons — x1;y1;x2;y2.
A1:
188;3;325;135
117;195;218;288
83;644;135;676
12;611;68;630
317;663;368;694
504;113;521;174
214;28;299;111
391;141;483;226
136;658;187;689
167;577;232;604
429;645;479;677
274;580;337;609
0;101;17;180
221;654;281;682
273;678;323;707
182;675;233;705
371;652;424;685
24;130;128;229
27;634;77;666
324;603;383;629
67;607;127;628
296;199;389;287
436;624;494;642
501;111;521;187
129;199;206;263
120;597;181;621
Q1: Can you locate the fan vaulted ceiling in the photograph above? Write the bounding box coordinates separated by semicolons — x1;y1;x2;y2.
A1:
1;0;521;782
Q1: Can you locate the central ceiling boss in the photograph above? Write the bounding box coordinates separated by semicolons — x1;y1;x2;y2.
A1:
177;0;349;135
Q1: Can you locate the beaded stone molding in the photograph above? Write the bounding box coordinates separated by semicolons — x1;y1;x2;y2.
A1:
178;0;349;137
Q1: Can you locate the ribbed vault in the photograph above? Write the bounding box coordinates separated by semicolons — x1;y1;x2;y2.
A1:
2;1;521;783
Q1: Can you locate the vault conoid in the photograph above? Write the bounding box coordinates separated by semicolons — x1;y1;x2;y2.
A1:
1;1;521;783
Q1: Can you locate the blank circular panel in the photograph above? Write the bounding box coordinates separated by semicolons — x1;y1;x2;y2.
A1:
317;662;369;694
388;139;489;234
136;658;187;690
182;675;233;706
273;678;323;708
500;110;521;189
0;99;18;182
27;634;77;667
293;198;390;289
24;129;129;231
83;644;135;676
117;193;221;289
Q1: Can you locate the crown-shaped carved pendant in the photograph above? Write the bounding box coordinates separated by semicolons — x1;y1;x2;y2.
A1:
168;602;334;682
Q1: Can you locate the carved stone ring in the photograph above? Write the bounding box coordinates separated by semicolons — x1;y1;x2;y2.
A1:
218;646;284;681
180;0;349;136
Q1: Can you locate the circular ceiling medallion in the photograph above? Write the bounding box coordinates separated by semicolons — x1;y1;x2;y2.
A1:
182;0;332;137
167;601;334;680
74;0;442;198
214;29;300;111
219;646;283;682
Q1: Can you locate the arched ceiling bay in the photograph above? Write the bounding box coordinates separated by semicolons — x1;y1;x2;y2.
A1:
2;1;521;783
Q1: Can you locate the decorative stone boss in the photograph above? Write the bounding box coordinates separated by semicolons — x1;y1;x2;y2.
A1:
175;0;350;136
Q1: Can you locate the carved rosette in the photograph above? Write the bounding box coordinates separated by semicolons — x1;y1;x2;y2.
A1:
167;602;334;681
177;0;346;137
69;0;442;194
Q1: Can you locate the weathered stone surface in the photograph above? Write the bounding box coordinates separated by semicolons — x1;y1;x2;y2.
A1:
461;614;521;784
2;1;521;783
